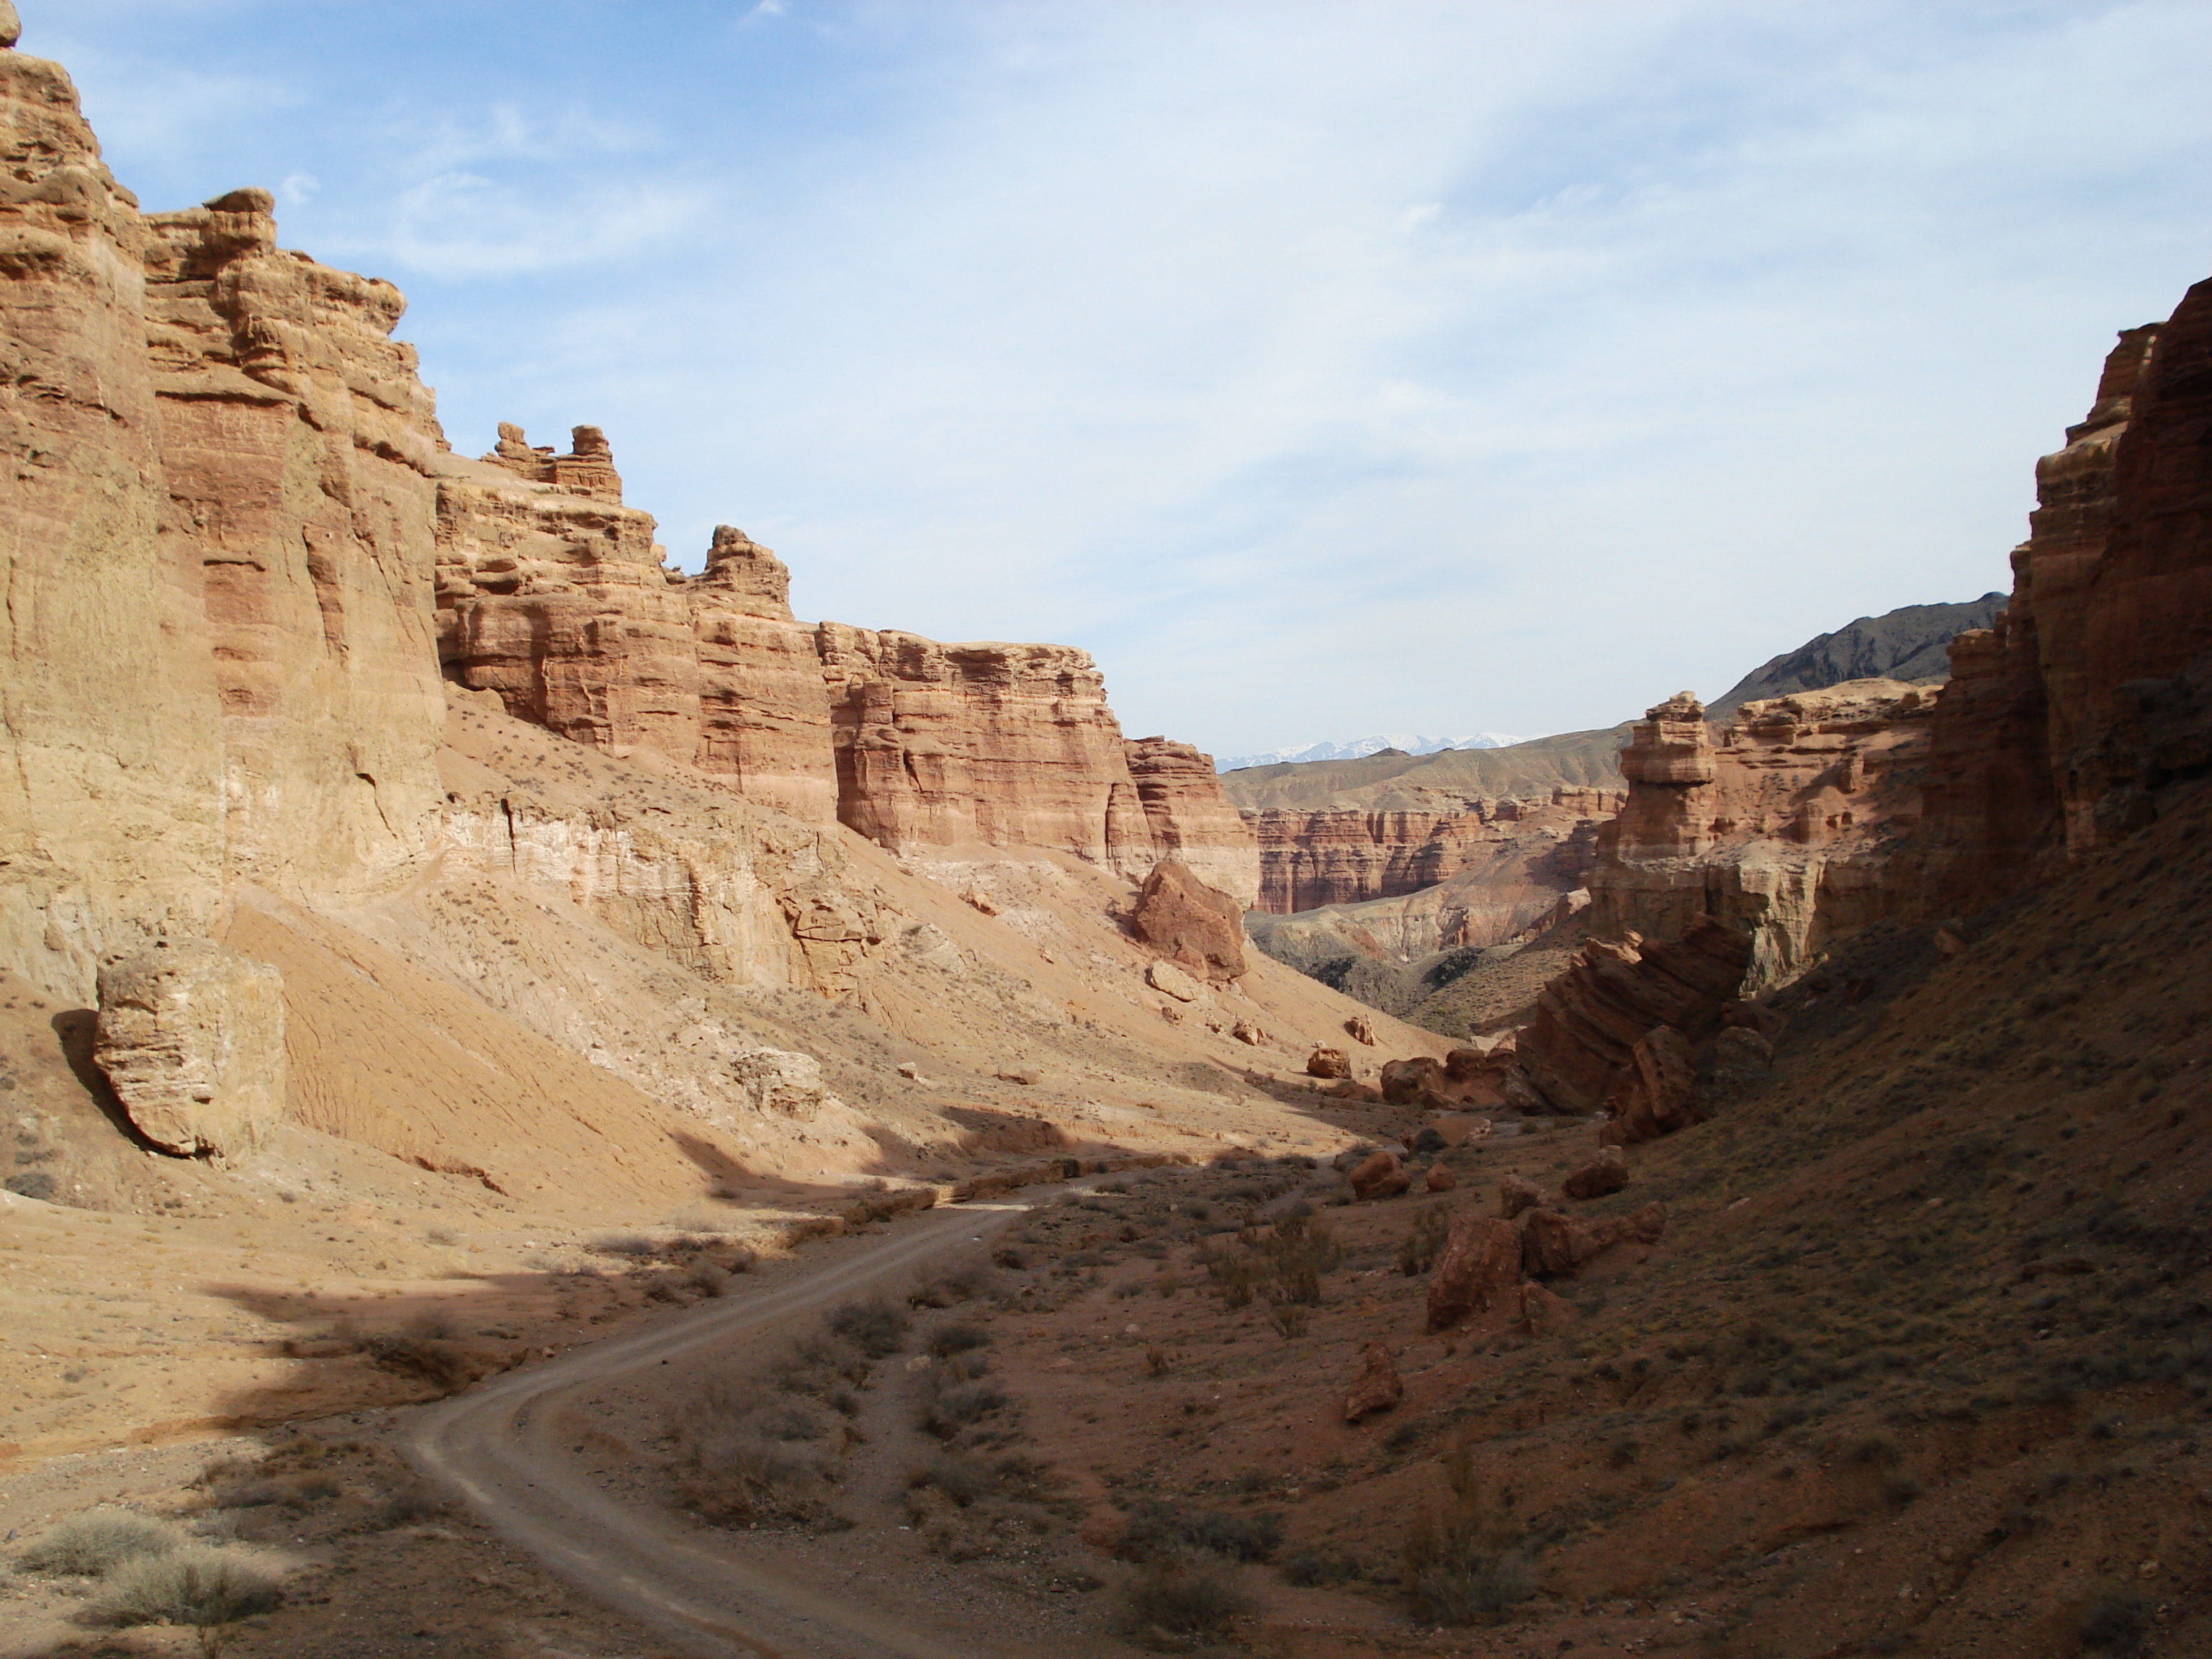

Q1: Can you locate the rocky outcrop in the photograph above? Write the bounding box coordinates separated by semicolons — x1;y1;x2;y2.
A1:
1562;1145;1629;1200
1588;682;1935;989
1342;1341;1404;1422
1128;859;1249;981
1123;737;1262;908
1601;1025;1701;1145
1511;916;1750;1115
93;941;285;1159
143;188;449;899
1247;788;1620;917
0;47;444;1002
434;438;1260;870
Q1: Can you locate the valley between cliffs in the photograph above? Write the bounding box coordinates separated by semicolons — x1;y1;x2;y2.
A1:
6;9;2212;1659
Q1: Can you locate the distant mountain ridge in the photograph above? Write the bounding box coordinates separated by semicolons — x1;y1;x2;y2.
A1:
1216;732;1524;773
1709;593;2007;716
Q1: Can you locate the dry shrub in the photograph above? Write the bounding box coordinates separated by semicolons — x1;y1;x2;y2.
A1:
1398;1202;1452;1275
827;1296;910;1358
362;1331;477;1395
1120;1499;1282;1563
1401;1438;1533;1626
1268;1302;1310;1340
927;1322;992;1359
674;1432;846;1530
1117;1557;1254;1652
91;1545;283;1628
17;1514;181;1577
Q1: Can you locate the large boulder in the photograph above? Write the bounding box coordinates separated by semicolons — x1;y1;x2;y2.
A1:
1379;1056;1444;1105
1519;1200;1667;1277
1342;1341;1404;1422
1562;1145;1629;1200
1306;1047;1352;1079
1129;859;1247;981
1605;1025;1701;1143
94;941;286;1159
1426;1213;1524;1332
1347;1150;1411;1201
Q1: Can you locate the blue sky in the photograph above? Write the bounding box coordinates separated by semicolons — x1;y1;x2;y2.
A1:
43;1;2212;755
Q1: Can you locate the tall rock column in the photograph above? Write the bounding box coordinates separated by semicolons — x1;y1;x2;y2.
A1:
686;525;837;823
143;188;449;904
1121;736;1261;908
2063;283;2212;844
0;43;226;998
436;425;705;763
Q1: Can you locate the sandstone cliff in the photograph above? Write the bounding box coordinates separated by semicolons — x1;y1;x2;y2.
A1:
1578;288;2212;998
433;431;1256;898
1586;680;1935;989
0;53;444;1005
1247;788;1620;916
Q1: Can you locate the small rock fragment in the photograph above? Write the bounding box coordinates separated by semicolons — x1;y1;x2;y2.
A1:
1343;1341;1404;1422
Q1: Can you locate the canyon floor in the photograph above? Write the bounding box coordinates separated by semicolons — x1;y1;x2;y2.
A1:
8;776;2211;1658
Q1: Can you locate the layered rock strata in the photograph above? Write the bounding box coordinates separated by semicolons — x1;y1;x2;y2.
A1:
1248;788;1620;915
1511;915;1752;1115
433;436;1256;889
0;47;444;1002
1588;682;1935;988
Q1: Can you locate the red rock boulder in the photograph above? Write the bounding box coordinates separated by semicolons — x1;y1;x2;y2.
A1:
1348;1150;1411;1201
1604;1025;1701;1144
1562;1145;1629;1201
1130;859;1248;981
1425;1163;1457;1193
1426;1213;1524;1332
1306;1047;1351;1079
1342;1341;1404;1422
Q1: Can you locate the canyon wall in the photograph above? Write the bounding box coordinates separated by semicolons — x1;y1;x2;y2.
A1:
1587;681;1934;989
1583;291;2212;993
0;50;444;1002
435;427;1259;906
1247;788;1621;915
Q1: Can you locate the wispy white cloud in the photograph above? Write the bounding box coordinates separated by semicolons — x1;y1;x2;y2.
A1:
48;0;2212;752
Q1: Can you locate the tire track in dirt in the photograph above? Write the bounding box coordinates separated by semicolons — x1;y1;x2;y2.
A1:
402;1197;1049;1659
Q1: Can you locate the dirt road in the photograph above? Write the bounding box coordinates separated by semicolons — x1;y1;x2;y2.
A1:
403;1196;1049;1659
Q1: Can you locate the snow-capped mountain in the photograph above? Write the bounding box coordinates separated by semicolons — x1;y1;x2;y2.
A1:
1213;732;1526;773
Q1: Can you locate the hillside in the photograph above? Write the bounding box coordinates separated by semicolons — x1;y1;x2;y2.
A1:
1709;591;2008;714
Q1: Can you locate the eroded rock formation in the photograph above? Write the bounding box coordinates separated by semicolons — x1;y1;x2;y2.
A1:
0;50;444;1002
1588;682;1935;988
94;941;285;1159
1511;915;1751;1115
1248;788;1620;917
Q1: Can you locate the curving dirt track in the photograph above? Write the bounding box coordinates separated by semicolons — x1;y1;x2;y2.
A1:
402;1197;1051;1659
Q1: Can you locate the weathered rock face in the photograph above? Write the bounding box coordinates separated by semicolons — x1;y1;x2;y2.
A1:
1123;737;1261;908
93;941;285;1158
821;626;1140;861
143;188;449;901
688;526;839;823
0;48;226;999
1511;916;1751;1115
436;432;703;765
1128;859;1249;981
1247;788;1621;917
1600;1026;1700;1145
1589;683;1934;989
0;48;444;1002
